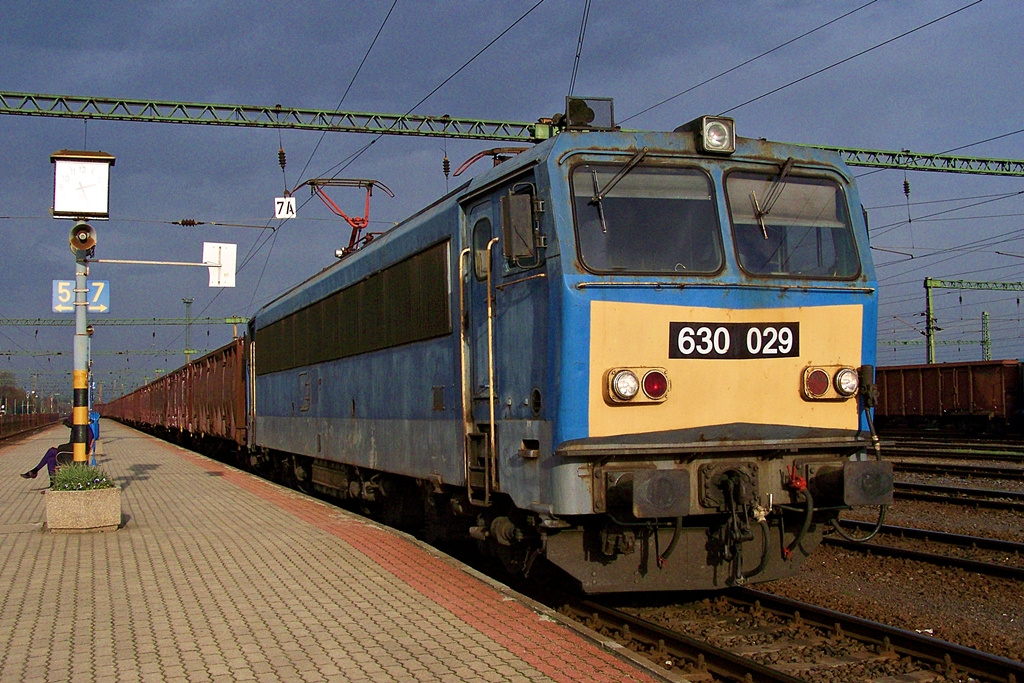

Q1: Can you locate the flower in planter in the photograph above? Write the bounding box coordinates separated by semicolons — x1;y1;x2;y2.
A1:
51;464;116;491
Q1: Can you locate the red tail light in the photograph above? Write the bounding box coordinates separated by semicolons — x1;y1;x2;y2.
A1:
805;368;830;397
642;370;668;399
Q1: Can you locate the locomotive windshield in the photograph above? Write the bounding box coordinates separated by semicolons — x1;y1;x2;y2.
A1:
726;172;860;279
571;165;723;273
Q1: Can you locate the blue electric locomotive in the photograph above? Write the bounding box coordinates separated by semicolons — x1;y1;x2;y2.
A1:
247;103;891;593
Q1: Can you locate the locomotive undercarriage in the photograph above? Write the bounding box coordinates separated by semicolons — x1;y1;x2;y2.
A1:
253;442;890;594
554;448;893;593
284;453;546;577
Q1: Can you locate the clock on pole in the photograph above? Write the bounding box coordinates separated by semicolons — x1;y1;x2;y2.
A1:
51;148;115;465
51;149;116;219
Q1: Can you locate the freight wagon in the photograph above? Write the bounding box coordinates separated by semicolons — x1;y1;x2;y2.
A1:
875;359;1024;432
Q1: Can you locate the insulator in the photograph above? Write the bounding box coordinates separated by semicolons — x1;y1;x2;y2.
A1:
278;147;287;171
178;219;198;227
442;155;450;178
903;178;910;197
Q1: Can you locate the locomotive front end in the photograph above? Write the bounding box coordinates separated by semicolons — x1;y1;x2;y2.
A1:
540;122;892;592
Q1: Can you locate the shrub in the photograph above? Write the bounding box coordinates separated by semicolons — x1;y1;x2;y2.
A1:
51;464;116;491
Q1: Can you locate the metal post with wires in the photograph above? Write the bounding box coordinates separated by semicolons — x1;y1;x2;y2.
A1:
72;238;92;462
183;298;195;363
51;149;115;465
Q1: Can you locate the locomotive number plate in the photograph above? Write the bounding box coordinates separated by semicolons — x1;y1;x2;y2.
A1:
668;322;800;359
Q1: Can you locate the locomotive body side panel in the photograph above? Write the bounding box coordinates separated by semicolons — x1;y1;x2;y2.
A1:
250;201;467;484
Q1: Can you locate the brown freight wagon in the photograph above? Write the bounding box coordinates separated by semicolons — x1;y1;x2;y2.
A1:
875;359;1023;431
98;338;247;447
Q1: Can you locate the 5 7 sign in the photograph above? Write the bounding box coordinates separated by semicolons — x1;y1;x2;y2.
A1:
52;280;111;314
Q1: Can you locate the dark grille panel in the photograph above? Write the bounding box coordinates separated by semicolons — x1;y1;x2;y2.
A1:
256;240;451;375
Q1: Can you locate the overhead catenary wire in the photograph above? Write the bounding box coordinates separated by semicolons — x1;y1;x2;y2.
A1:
313;0;549;183
875;226;1024;280
293;0;399;186
246;1;549;318
567;0;592;97
243;0;401;315
620;0;879;124
719;1;984;115
870;189;1024;238
865;191;1020;210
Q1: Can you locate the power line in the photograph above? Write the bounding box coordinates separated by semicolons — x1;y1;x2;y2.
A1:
720;1;984;115
567;0;592;96
865;191;1021;211
871;189;1024;237
295;0;399;185
251;1;401;311
620;0;879;124
249;3;549;320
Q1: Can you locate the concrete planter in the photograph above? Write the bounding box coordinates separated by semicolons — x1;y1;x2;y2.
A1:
45;486;122;533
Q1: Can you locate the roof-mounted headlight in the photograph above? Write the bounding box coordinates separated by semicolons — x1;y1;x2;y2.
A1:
678;115;736;155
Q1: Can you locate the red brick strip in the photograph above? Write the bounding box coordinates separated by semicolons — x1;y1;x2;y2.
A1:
171;444;661;682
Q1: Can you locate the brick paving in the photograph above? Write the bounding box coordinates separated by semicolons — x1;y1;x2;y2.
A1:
0;420;673;683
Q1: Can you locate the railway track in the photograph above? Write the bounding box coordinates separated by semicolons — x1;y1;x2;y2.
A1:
826;522;1024;580
895;481;1024;511
894;460;1024;481
555;588;1024;682
887;447;1024;463
882;433;1024;462
881;430;1024;449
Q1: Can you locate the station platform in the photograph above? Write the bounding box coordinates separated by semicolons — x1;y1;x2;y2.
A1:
1;420;673;683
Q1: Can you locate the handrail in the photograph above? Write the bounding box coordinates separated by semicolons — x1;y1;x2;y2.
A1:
485;237;500;494
457;248;481;504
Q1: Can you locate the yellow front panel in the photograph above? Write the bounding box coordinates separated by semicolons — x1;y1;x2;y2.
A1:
589;301;862;437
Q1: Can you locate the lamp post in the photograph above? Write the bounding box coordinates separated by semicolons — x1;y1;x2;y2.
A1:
52;149;115;464
183;297;195;363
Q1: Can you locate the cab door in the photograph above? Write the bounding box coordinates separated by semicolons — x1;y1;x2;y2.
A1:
460;200;500;504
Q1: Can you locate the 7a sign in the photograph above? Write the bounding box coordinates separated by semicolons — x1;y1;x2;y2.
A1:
274;196;296;220
52;280;111;313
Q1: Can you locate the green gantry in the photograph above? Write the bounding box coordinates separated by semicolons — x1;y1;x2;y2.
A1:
2;91;1022;174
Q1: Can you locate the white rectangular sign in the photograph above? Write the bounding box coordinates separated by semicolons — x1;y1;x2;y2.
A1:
274;196;296;220
203;242;237;288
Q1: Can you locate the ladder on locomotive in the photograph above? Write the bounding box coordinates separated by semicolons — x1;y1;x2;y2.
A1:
465;425;495;506
458;246;499;507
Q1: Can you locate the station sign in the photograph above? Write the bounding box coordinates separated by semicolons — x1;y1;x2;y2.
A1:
274;196;296;220
52;280;110;313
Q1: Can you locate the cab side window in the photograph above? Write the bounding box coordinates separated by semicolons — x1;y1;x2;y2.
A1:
472;217;492;280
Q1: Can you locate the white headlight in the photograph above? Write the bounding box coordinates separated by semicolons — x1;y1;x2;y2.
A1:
611;370;640;400
706;122;730;149
834;367;859;397
700;116;735;154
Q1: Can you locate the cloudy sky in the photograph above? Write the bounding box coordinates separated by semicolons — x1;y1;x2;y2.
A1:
1;0;1022;403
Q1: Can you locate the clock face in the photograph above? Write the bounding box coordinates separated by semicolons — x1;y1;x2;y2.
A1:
53;160;110;217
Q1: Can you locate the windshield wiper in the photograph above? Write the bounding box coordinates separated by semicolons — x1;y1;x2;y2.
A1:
749;156;795;238
590;148;648;233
